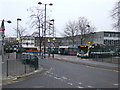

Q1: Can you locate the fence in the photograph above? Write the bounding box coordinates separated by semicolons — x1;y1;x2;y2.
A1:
91;56;120;64
4;53;39;77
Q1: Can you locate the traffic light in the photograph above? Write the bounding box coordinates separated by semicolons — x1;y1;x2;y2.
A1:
16;41;19;45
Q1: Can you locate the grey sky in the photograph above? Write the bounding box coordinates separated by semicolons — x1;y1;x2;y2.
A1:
0;0;117;37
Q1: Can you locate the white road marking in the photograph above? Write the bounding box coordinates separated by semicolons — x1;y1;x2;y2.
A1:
77;86;84;88
62;76;67;80
78;82;82;85
86;66;95;68
113;84;119;86
54;77;61;80
34;70;38;73
87;85;93;88
67;82;73;85
13;78;17;81
113;70;119;72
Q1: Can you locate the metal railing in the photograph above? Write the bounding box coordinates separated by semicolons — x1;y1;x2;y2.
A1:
4;53;39;77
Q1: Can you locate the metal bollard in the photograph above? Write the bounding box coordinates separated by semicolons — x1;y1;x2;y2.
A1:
6;60;8;77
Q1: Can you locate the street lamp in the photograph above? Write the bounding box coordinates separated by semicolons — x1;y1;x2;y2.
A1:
50;19;55;58
50;19;55;37
16;18;21;58
17;18;22;39
38;2;53;58
0;19;11;78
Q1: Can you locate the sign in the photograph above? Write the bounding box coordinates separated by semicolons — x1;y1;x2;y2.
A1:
0;20;5;31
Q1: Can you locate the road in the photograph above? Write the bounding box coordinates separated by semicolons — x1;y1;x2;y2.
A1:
3;57;119;88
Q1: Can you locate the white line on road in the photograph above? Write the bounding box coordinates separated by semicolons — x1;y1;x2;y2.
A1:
113;83;119;86
77;86;84;88
67;82;73;85
86;66;95;69
78;82;82;85
54;77;61;80
87;85;93;88
113;70;119;72
62;76;67;80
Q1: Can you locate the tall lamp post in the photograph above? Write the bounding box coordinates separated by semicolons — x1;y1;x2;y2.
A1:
16;18;21;58
17;18;22;39
50;19;55;58
38;2;53;58
50;19;55;37
0;19;11;78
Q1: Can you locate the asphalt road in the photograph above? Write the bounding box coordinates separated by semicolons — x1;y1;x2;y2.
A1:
3;58;119;88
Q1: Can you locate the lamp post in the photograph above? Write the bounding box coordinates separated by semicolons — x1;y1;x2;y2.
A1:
86;25;91;45
17;18;21;39
50;19;55;38
16;18;21;58
38;2;53;58
48;22;53;57
50;19;55;58
0;19;11;78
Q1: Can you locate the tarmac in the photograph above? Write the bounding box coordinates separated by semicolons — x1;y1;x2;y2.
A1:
0;54;119;88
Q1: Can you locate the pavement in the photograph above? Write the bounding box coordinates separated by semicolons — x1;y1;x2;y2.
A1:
53;54;120;71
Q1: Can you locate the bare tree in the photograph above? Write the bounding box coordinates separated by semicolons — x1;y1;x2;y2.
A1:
111;1;120;31
64;20;77;46
76;17;95;45
27;6;52;55
13;26;26;49
13;26;26;38
27;6;52;36
64;17;95;46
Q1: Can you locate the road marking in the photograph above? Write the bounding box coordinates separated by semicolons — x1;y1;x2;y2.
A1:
86;66;95;69
87;85;93;88
78;82;82;85
62;76;67;80
67;82;73;85
113;70;119;72
44;68;53;75
113;84;119;86
77;86;84;88
34;71;38;73
54;76;61;80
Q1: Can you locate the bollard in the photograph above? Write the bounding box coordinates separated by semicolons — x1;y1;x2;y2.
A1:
24;59;26;73
6;60;8;77
34;56;38;70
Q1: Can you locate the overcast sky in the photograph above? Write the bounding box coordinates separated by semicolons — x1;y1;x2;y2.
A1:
0;0;117;37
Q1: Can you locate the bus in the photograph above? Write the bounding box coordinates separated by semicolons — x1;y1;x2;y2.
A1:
22;47;39;53
68;46;78;55
77;45;90;58
77;44;116;58
58;46;69;55
58;46;77;55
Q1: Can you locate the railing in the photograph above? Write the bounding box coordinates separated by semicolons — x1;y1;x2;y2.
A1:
4;53;39;77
